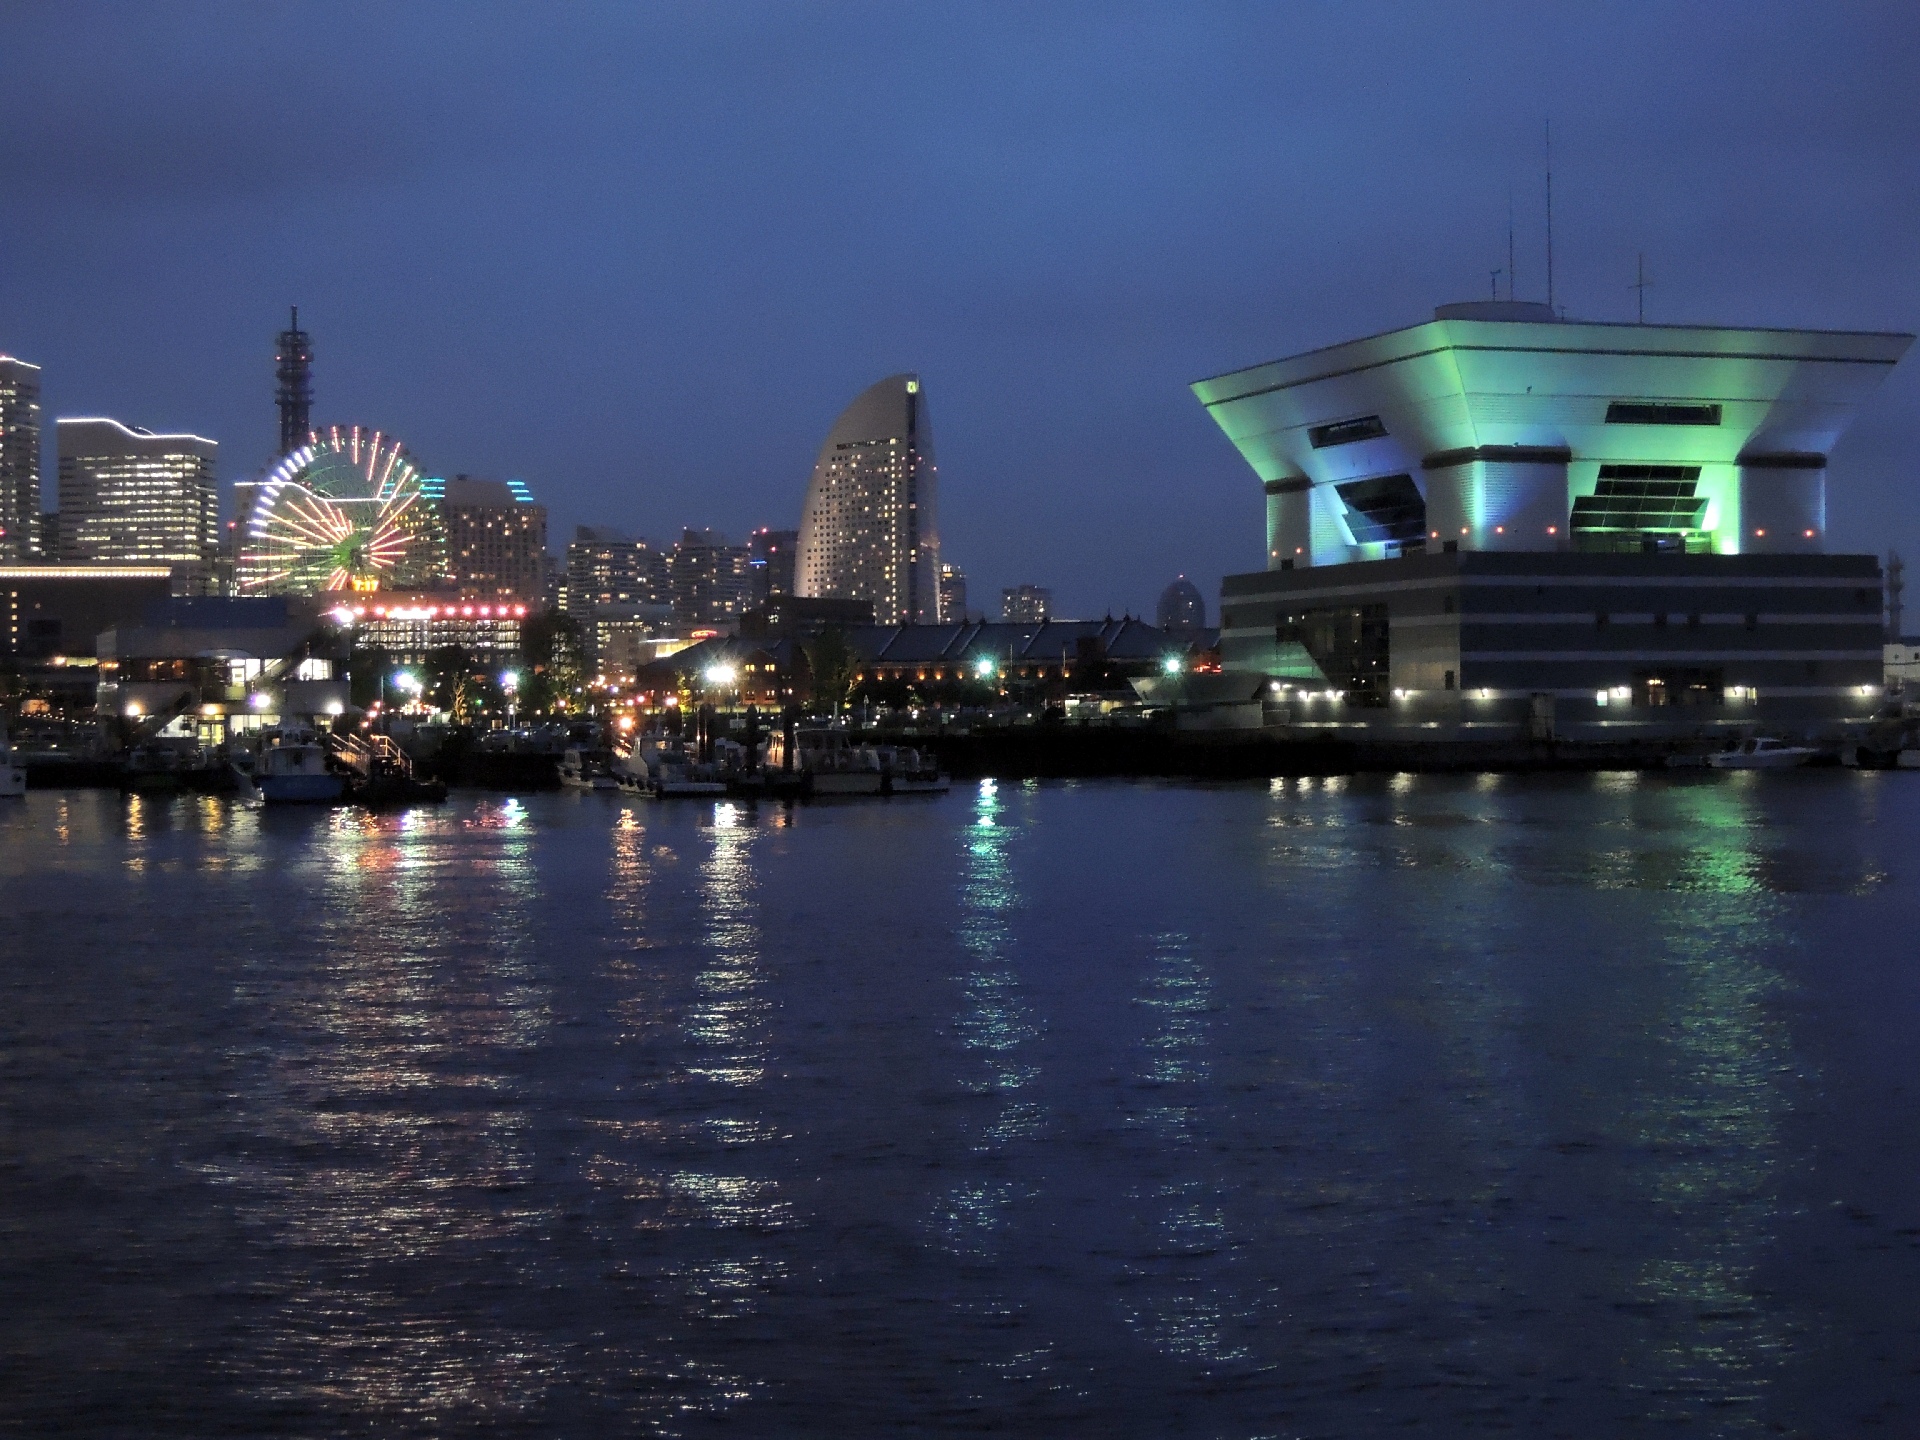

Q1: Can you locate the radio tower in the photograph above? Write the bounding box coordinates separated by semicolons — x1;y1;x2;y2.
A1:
275;307;313;455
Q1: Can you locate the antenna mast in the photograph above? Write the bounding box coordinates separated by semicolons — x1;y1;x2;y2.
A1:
1507;189;1516;301
1631;253;1651;323
1545;120;1555;314
274;307;313;456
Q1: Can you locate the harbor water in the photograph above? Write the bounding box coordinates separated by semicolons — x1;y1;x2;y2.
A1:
3;775;1920;1436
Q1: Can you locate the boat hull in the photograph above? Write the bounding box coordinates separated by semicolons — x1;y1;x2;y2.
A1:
259;773;347;804
1707;753;1812;770
810;771;883;796
655;779;727;798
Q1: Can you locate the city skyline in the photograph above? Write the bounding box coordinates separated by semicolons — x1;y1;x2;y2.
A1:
1;6;1917;619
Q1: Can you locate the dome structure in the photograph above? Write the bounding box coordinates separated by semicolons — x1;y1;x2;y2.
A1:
1157;575;1207;631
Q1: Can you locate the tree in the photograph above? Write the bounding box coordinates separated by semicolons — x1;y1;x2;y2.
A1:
349;644;392;711
804;628;855;715
520;609;586;714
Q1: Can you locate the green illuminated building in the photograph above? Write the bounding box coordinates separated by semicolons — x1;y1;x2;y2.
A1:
1192;301;1913;736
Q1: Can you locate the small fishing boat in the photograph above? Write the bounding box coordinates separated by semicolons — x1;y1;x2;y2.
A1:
876;745;951;795
795;729;884;796
1707;736;1818;770
257;742;347;803
558;746;618;790
0;725;24;799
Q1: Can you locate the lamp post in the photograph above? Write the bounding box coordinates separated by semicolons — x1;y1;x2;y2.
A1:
501;669;520;729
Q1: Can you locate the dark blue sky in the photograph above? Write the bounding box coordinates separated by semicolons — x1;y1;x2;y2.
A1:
2;3;1916;618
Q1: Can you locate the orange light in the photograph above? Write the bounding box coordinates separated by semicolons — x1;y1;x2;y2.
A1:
1547;526;1557;535
1804;529;1815;538
1755;528;1766;537
1460;527;1469;535
1494;525;1504;534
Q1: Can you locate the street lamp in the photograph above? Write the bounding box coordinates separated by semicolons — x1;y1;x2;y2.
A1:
501;669;520;727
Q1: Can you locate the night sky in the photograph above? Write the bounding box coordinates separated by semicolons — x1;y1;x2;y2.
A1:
2;3;1916;619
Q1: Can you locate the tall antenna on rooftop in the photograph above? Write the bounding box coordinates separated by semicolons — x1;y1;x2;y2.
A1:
1545;120;1555;314
1507;189;1516;301
1630;252;1652;323
275;306;312;457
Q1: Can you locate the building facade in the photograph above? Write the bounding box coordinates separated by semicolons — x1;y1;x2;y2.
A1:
669;527;751;629
1157;576;1206;631
0;356;42;560
56;418;218;587
335;594;526;665
795;374;939;623
1001;584;1052;624
750;527;797;606
432;475;547;603
564;526;667;613
938;562;968;623
1192;301;1912;737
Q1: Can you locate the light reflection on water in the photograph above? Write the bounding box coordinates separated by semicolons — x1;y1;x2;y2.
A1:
0;775;1917;1436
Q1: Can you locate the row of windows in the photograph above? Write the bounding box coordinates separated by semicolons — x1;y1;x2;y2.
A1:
1308;401;1727;451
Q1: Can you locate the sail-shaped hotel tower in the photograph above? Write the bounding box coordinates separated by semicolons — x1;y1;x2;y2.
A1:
796;374;940;624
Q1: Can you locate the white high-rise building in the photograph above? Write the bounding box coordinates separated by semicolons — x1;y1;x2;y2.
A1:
57;418;218;588
0;356;42;560
796;374;939;624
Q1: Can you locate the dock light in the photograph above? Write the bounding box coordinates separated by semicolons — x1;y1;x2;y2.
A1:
974;657;996;678
1161;655;1184;675
324;700;345;716
1271;681;1285;693
1393;688;1406;699
704;663;737;687
124;701;142;717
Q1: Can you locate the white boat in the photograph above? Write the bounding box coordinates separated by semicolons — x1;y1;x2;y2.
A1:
796;729;884;796
558;746;617;790
653;749;726;797
0;726;24;799
257;742;346;803
1707;736;1819;770
876;745;951;795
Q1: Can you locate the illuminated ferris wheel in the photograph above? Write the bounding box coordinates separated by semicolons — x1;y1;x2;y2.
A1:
237;426;448;595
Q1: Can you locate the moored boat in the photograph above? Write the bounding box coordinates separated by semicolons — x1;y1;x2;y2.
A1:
559;746;618;790
1707;736;1819;770
0;725;24;799
257;742;347;803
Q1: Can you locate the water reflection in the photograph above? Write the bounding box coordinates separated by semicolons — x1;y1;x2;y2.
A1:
1613;782;1796;1426
215;802;558;1427
1120;930;1250;1366
0;781;1906;1435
